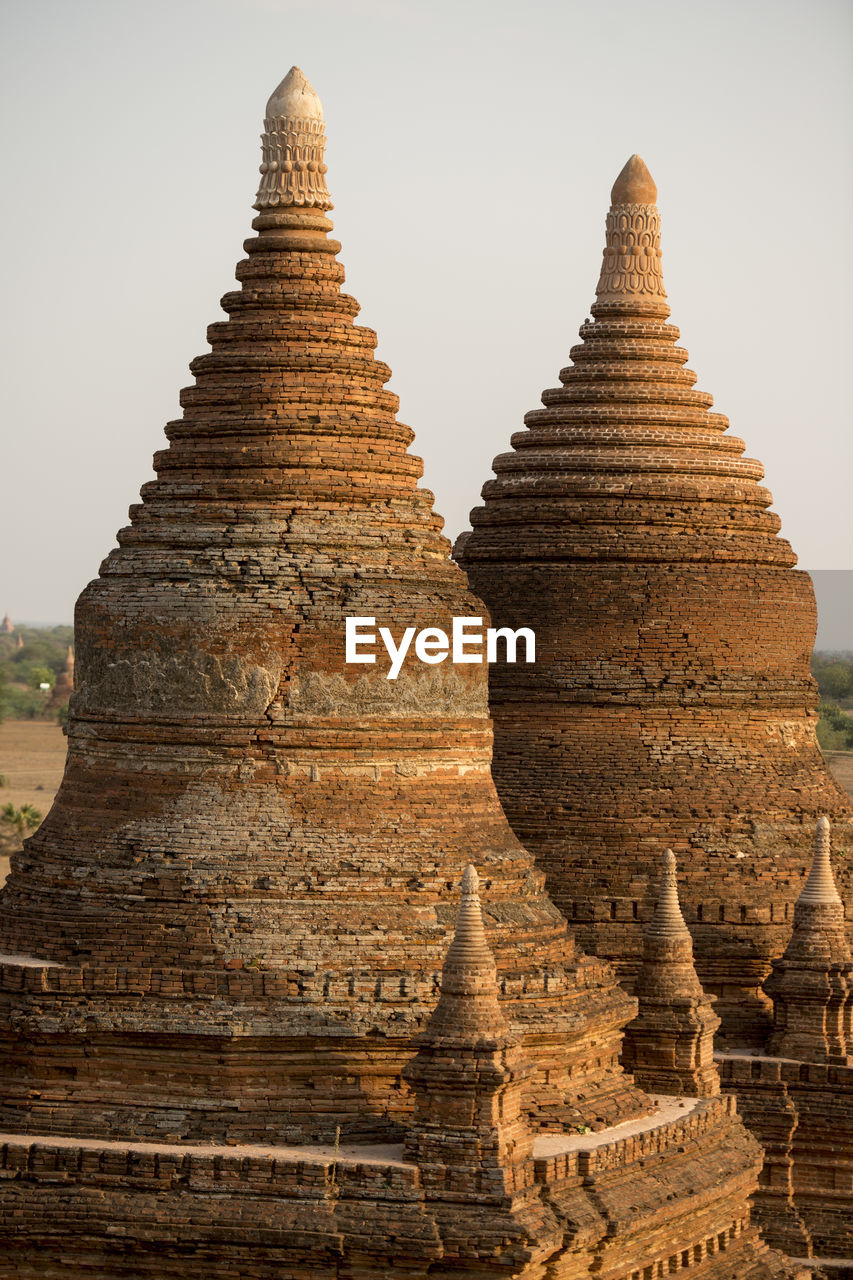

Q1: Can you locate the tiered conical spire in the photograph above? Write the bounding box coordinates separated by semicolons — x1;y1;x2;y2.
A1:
0;74;648;1148
622;850;720;1096
766;818;852;1063
455;154;852;1045
419;865;510;1040
647;848;691;940
797;816;843;906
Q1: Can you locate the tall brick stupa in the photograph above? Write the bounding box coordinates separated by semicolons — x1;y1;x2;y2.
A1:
0;67;644;1147
0;78;794;1278
455;155;852;1045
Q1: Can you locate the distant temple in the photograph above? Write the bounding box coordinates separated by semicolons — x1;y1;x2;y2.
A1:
0;73;838;1278
1;613;13;633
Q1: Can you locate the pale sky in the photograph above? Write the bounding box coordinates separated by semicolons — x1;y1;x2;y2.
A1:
1;0;851;629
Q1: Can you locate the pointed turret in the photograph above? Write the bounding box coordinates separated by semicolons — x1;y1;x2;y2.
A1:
798;815;843;906
766;818;853;1063
455;154;852;1046
647;848;691;941
622;851;720;1096
421;864;508;1040
404;866;536;1197
45;645;74;716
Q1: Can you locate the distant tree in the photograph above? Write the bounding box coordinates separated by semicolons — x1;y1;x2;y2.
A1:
812;653;853;697
819;662;853;700
1;803;42;837
817;702;853;751
2;687;47;719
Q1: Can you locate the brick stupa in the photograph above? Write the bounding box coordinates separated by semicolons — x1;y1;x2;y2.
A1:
0;66;647;1150
455;154;852;1044
0;79;793;1279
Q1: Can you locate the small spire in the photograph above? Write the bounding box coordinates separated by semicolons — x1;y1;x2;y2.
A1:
647;850;690;940
265;66;324;122
255;67;332;212
611;154;658;205
798;816;842;906
624;847;720;1095
443;864;494;974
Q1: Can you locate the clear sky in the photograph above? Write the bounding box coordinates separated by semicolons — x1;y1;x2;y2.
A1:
2;0;851;628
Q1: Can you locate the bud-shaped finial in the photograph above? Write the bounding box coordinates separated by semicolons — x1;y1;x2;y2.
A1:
610;154;658;205
798;816;843;907
265;66;323;122
254;66;332;212
595;153;667;309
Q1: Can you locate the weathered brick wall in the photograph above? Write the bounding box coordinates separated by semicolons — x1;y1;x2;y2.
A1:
719;1056;853;1259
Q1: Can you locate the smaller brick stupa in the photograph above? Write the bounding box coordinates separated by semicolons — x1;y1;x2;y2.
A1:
1;614;12;634
404;866;561;1271
766;817;852;1064
718;818;853;1258
455;154;852;1043
622;849;720;1097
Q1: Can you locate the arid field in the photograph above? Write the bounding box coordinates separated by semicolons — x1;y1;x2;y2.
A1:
1;720;852;889
0;719;67;882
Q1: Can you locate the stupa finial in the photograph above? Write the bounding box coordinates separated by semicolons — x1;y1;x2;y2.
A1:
254;66;332;212
798;816;842;907
648;849;690;940
595;152;667;310
610;154;658;205
265;66;323;122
